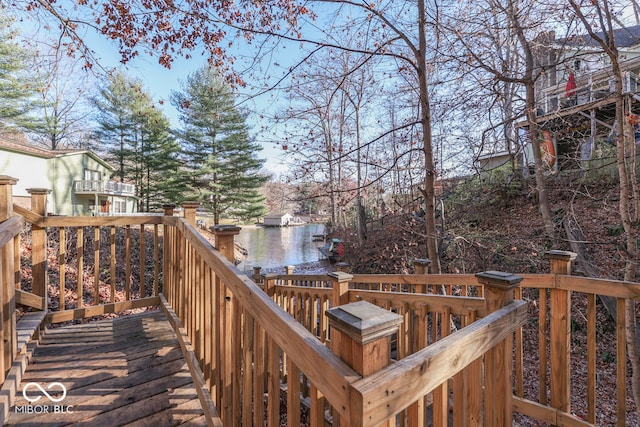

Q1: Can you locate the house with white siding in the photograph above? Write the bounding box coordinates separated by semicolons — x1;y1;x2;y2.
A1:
0;133;137;216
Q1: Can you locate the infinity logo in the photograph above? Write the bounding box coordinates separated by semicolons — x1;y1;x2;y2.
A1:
22;382;67;403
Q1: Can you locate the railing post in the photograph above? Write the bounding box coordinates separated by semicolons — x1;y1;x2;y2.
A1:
211;224;242;424
27;188;50;307
211;225;241;263
334;262;349;272
326;300;403;427
476;270;523;427
252;266;262;284
413;258;430;294
181;201;200;227
163;203;176;217
0;176;17;380
263;274;277;297
330;271;353;307
162;204;176;304
545;250;576;421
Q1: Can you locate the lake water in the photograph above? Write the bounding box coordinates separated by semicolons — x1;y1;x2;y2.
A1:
235;223;326;272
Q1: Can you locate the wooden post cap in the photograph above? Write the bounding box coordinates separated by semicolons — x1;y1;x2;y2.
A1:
327;300;403;344
328;271;353;282
210;225;242;235
475;270;523;290
181;201;200;208
0;176;18;185
26;188;51;194
544;250;577;261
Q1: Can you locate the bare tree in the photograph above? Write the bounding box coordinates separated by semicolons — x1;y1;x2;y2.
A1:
24;43;92;149
567;0;640;416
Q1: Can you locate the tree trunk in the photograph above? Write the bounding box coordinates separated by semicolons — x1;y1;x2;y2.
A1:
417;0;441;273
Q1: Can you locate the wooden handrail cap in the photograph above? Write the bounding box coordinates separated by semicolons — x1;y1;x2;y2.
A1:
326;300;403;344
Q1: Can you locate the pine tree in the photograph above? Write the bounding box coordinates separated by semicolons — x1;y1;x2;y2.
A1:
0;11;35;128
171;67;267;224
93;71;183;210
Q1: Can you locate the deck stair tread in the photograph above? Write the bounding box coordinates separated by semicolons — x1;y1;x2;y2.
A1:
5;310;208;426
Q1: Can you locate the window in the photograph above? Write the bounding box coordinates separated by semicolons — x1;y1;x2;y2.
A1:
84;169;101;181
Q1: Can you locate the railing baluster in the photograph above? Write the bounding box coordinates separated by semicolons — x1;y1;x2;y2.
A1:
94;226;100;305
110;226;116;303
59;228;66;311
77;226;83;308
139;224;145;298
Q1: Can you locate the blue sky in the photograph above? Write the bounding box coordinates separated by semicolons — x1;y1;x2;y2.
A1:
17;7;300;176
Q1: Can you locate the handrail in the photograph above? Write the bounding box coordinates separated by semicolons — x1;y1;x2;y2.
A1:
0;216;22;248
351;300;528;426
170;217;360;421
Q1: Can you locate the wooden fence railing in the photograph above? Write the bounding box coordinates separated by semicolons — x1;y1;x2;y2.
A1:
13;196;164;324
160;210;527;426
263;255;640;426
5;176;636;426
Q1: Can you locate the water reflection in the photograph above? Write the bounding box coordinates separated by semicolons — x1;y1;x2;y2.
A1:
235;223;326;272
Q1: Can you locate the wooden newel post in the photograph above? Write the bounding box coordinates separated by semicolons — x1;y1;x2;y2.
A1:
210;224;242;424
181;201;200;227
413;258;431;274
326;301;403;427
545;250;576;420
211;225;241;263
27;188;51;304
162;204;176;303
413;258;430;294
162;203;176;217
0;176;18;380
334;262;349;272
475;271;523;426
330;271;353;308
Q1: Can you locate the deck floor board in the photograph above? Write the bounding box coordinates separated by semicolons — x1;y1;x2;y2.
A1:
5;310;208;426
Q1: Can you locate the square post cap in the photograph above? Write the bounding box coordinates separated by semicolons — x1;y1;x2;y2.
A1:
210;225;242;235
475;270;523;290
326;300;403;345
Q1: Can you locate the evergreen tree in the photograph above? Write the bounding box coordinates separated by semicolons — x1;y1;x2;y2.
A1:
93;71;183;210
0;11;35;128
171;67;268;224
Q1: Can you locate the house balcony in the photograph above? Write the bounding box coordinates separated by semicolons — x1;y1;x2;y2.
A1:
535;57;640;120
73;180;136;197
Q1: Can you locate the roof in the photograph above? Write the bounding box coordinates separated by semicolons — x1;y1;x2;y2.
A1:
0;133;114;171
264;213;292;219
559;24;640;49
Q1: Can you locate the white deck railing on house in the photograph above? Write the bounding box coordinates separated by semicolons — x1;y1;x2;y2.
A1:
537;56;640;115
73;180;136;196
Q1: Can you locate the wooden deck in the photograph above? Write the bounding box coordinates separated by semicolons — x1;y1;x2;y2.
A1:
5;311;209;426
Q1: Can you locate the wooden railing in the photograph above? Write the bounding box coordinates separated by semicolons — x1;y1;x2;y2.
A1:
5;176;637;425
263;256;640;426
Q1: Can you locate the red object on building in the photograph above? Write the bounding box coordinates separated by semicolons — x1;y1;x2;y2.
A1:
565;72;577;97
